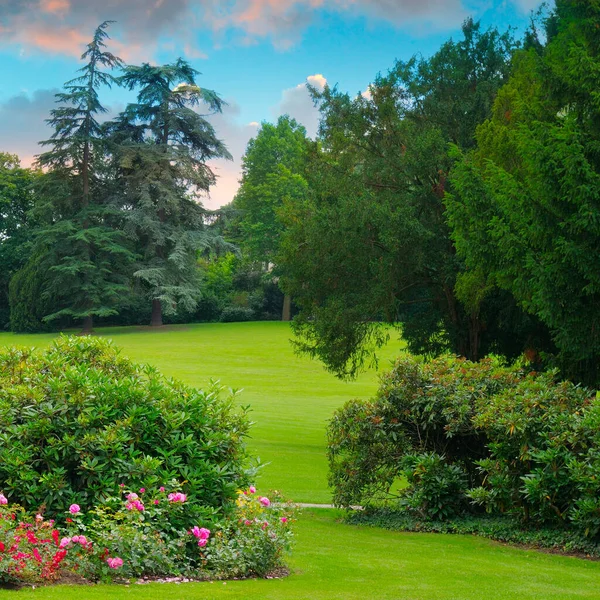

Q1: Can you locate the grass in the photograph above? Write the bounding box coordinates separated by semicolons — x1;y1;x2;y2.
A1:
2;509;600;600
2;323;600;599
0;322;402;504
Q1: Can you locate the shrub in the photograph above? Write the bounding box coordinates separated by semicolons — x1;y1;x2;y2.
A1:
400;453;468;520
0;336;251;519
0;485;295;585
328;354;600;538
219;306;255;323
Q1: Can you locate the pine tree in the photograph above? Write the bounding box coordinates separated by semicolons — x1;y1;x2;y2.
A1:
35;21;133;333
114;59;232;326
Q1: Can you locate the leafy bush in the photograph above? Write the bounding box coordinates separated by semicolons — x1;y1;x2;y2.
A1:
328;354;600;538
0;485;295;585
400;453;468;520
0;336;251;518
219;306;255;323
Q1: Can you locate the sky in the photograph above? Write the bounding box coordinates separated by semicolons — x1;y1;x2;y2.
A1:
0;0;543;208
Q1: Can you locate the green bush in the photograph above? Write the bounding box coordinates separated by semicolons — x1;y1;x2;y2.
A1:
219;306;255;323
0;336;251;519
328;354;600;538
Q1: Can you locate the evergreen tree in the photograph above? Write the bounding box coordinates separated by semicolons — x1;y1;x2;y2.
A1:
114;59;232;326
34;21;133;333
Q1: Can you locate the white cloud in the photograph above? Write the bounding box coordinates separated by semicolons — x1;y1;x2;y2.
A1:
271;73;327;138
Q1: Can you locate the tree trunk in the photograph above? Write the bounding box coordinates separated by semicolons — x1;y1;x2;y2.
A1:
81;315;94;335
282;294;292;322
151;299;163;327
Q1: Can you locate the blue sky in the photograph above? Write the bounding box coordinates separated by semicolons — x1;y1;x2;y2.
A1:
0;0;542;207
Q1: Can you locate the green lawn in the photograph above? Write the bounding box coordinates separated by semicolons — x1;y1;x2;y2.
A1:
1;509;599;600
0;322;402;504
1;323;600;599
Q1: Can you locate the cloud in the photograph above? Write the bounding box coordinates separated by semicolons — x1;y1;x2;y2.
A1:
0;0;531;58
271;73;326;138
0;89;58;166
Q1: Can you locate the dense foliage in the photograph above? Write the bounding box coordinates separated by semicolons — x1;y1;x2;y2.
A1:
0;486;295;584
328;354;600;538
279;20;541;378
447;0;600;384
0;336;251;519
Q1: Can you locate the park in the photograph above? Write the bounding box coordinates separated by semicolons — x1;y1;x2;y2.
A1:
1;0;600;597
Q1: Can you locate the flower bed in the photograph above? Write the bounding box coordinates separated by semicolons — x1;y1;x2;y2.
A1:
0;486;295;586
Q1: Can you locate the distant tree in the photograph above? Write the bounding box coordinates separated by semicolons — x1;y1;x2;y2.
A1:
447;1;600;384
233;116;309;320
114;59;232;326
279;20;530;378
0;153;38;330
33;21;133;333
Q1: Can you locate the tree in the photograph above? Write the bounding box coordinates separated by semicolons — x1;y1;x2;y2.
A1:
114;59;232;326
447;1;600;384
33;21;133;333
0;153;38;329
280;20;526;377
233;116;309;320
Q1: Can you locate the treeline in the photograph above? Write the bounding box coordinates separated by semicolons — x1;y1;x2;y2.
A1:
0;22;286;333
2;2;599;386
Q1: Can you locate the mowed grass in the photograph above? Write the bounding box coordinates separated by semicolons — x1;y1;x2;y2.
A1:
2;323;600;599
0;322;402;504
2;510;600;600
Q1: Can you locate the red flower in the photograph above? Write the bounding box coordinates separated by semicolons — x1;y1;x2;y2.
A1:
51;530;59;546
0;541;4;552
33;548;42;563
66;518;73;523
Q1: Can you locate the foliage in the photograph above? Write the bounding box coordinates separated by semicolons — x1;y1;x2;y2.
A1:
219;306;254;323
399;453;468;520
202;489;296;578
0;154;38;330
0;485;295;585
328;354;600;538
33;21;134;332
280;19;525;378
446;1;600;385
0;336;251;518
112;59;232;326
233;116;309;264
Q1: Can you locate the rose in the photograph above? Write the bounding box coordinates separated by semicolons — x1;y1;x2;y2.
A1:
69;504;81;515
259;496;270;507
197;539;207;548
249;486;256;494
59;537;71;548
280;517;288;523
106;557;124;569
126;493;138;501
168;492;187;503
0;494;8;505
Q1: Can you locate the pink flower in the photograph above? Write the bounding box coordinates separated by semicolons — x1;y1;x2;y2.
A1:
119;483;125;488
59;537;71;548
280;517;288;524
249;486;256;494
126;500;145;511
139;488;145;494
191;526;210;540
262;521;268;530
259;497;270;507
0;494;7;506
106;557;124;569
69;504;81;515
197;539;207;548
244;519;252;526
154;499;159;505
77;535;88;545
35;513;43;522
168;492;187;503
126;493;138;501
72;535;80;543
159;487;165;492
